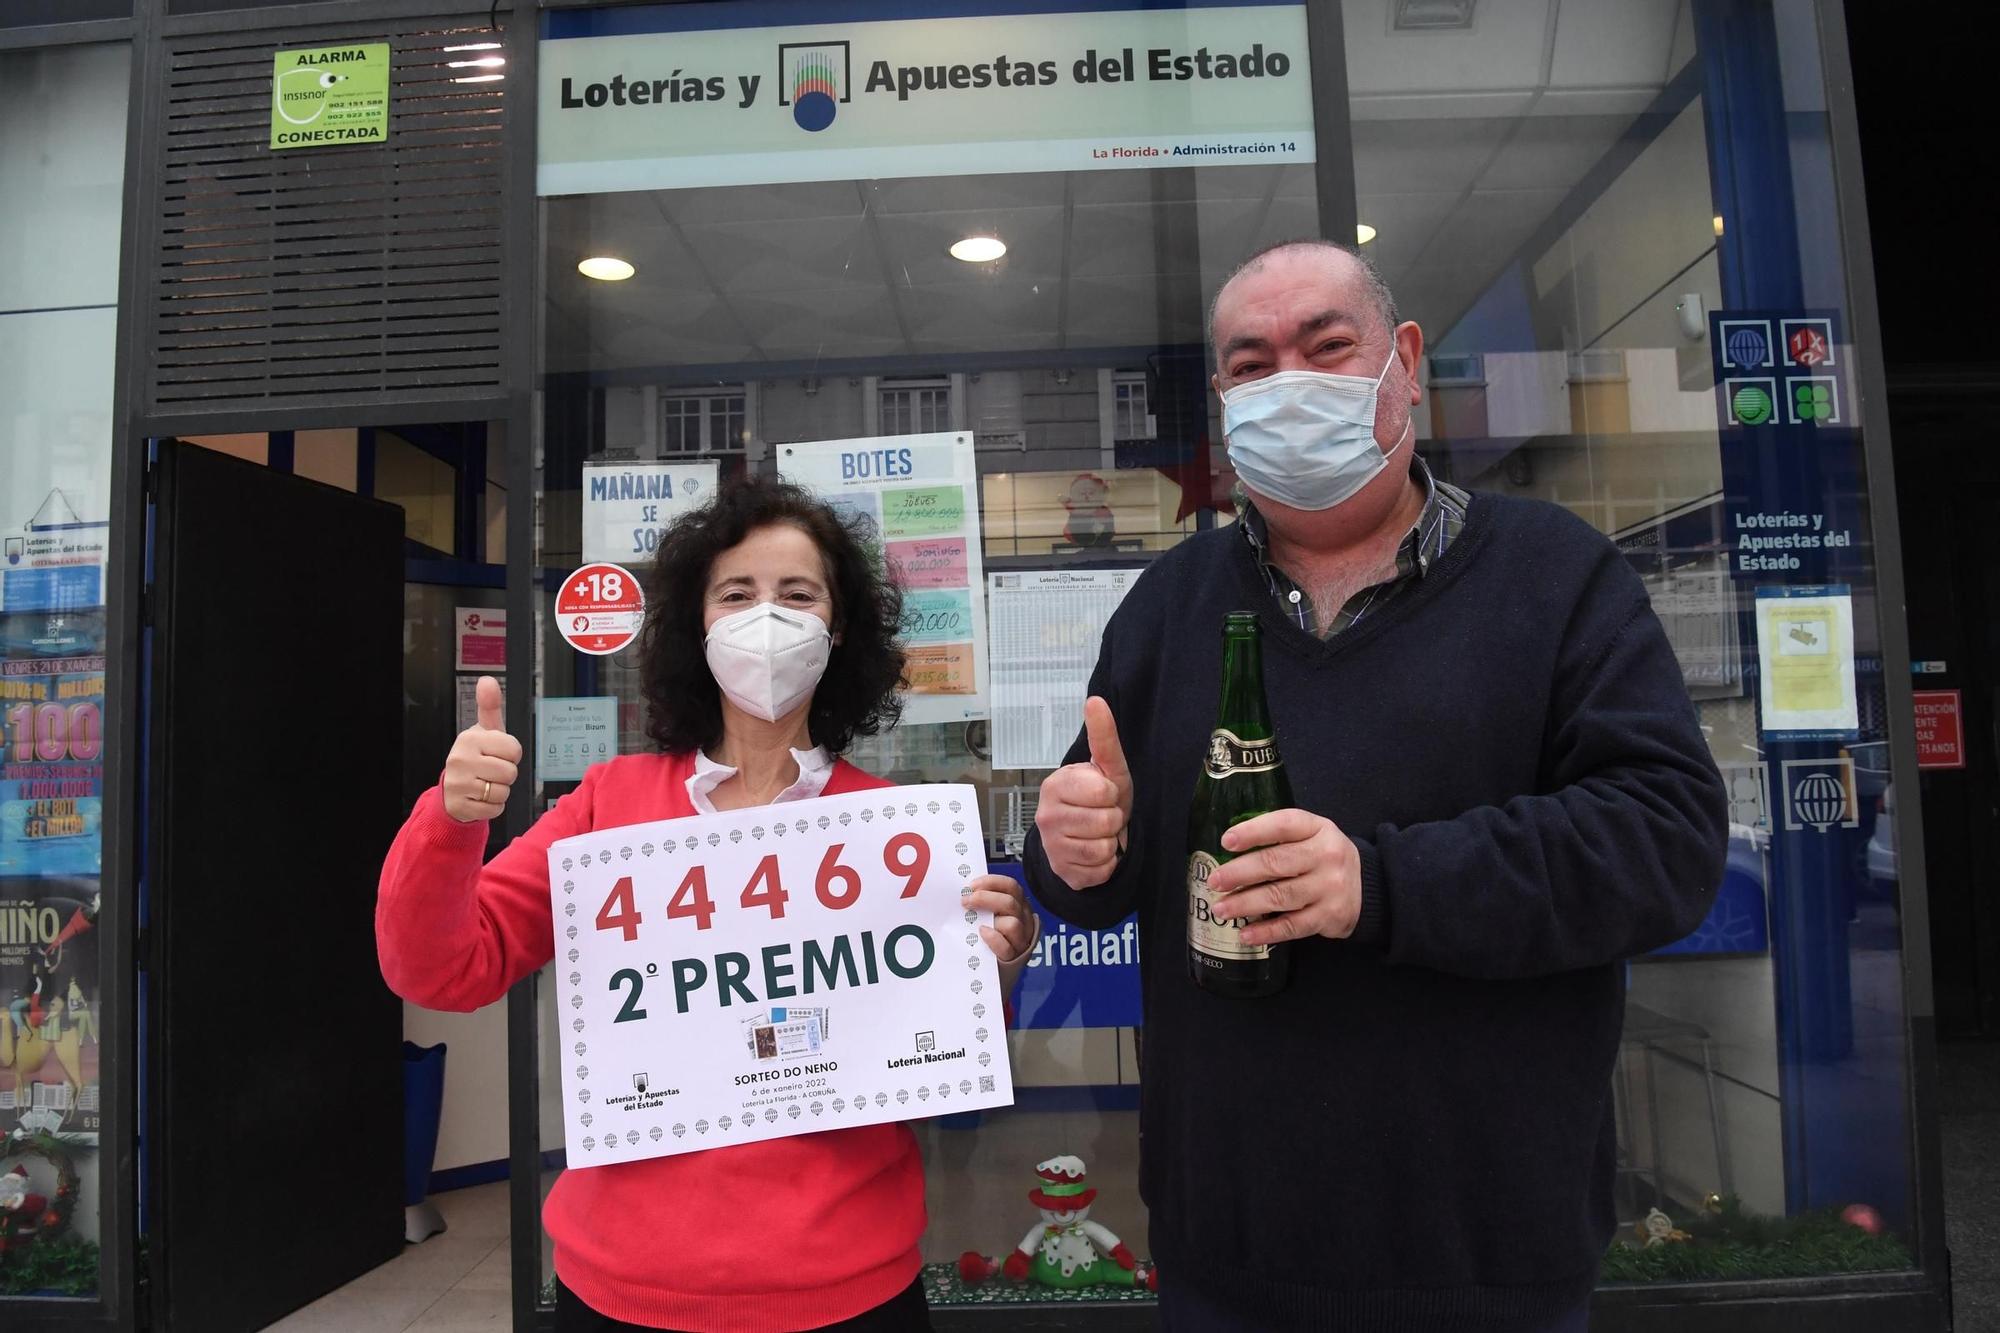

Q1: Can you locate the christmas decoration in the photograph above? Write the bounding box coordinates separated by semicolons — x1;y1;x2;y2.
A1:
1637;1207;1690;1247
0;1165;48;1257
1600;1195;1912;1283
959;1155;1157;1293
1061;475;1116;549
0;1131;91;1259
1840;1203;1884;1235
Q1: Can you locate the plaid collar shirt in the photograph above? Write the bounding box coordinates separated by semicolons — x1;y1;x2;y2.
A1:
1238;453;1471;638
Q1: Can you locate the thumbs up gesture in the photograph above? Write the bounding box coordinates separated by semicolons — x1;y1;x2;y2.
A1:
443;675;523;823
1034;696;1134;890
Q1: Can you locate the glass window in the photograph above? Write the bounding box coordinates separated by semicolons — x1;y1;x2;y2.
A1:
881;379;951;437
659;388;747;458
532;0;1315;1314
1112;372;1153;441
0;39;130;1306
1349;0;1914;1282
527;0;1918;1313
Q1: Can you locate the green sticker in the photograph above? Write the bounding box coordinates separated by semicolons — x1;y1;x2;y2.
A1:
272;44;390;150
880;486;965;539
1732;384;1773;426
1794;382;1834;422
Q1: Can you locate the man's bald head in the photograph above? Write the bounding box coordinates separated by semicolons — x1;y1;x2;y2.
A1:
1207;239;1401;355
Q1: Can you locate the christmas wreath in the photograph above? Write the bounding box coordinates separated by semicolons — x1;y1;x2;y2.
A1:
0;1131;92;1254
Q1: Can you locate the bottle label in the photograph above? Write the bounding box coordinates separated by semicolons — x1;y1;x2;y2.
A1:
1204;727;1280;779
1187;851;1269;961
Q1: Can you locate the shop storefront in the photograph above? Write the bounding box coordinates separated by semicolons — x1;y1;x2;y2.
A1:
0;0;1953;1329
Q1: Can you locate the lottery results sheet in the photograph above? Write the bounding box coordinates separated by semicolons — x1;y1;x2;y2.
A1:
547;784;1014;1166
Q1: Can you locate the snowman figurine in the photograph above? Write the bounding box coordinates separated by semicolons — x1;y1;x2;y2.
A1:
959;1155;1156;1291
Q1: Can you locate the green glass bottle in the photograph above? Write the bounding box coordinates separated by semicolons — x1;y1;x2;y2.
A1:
1186;612;1294;998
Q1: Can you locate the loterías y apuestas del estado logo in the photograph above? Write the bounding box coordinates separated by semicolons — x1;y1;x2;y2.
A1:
553;36;1294;130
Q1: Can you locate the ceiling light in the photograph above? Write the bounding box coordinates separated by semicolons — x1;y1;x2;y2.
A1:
578;256;635;281
448;57;506;69
950;236;1006;263
1356;223;1378;245
452;74;506;84
1713;214;1726;237
443;42;503;52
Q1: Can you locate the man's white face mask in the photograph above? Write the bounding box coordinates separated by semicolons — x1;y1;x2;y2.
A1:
1220;349;1411;511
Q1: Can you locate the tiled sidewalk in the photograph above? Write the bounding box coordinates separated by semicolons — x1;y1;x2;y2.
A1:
263;1182;513;1331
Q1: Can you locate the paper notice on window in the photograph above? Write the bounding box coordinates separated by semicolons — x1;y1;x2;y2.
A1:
987;569;1142;771
581;462;717;566
1754;584;1858;736
779;433;987;726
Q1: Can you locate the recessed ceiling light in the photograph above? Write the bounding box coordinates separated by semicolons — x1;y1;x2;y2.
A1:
950;236;1006;263
578;256;635;281
1356;223;1377;244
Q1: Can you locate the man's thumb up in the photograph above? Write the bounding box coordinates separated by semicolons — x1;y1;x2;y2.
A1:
1083;696;1131;799
1034;695;1133;891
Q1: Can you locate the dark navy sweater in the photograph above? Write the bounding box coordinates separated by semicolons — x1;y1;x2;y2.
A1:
1024;492;1728;1330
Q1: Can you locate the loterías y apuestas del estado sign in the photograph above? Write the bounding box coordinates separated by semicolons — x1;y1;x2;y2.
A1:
537;2;1315;195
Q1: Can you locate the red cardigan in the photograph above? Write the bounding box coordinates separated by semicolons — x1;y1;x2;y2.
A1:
376;752;923;1331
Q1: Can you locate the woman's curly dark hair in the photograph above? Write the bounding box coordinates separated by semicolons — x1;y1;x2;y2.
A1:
638;475;905;756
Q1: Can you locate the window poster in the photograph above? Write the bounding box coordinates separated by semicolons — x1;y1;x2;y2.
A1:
3;448;110;1147
988;569;1141;770
780;433;989;727
1754;584;1859;738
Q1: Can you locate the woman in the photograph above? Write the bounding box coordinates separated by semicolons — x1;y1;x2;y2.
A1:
377;477;1036;1332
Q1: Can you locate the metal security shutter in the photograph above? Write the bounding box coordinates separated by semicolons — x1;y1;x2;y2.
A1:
148;16;507;417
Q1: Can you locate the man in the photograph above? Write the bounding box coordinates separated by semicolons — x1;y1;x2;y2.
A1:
1024;239;1727;1332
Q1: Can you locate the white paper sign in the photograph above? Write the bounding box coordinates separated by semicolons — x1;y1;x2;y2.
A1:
548;784;1011;1166
988;568;1142;770
1754;584;1859;736
780;433;989;726
537;696;619;781
582;462;718;565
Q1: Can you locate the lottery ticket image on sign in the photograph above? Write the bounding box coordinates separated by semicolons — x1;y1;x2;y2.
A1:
547;784;1013;1165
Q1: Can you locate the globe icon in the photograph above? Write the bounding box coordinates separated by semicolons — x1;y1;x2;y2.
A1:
1727;327;1769;368
1792;772;1847;829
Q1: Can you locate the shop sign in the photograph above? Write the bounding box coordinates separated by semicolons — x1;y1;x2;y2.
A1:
537;1;1313;194
271;43;390;150
1913;689;1966;769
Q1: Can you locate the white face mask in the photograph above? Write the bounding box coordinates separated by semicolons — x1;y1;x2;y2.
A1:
703;603;832;723
1220;352;1411;512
